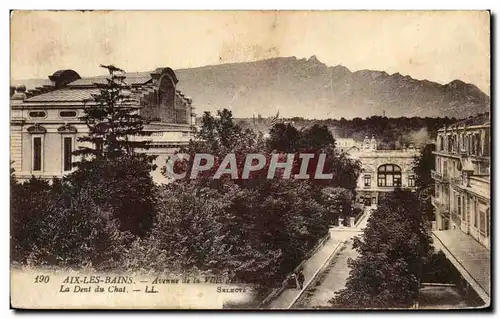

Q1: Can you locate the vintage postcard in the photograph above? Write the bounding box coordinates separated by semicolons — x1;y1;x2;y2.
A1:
10;10;490;309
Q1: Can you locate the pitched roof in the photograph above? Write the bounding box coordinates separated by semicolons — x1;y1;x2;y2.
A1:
23;72;153;103
68;74;152;87
25;88;101;102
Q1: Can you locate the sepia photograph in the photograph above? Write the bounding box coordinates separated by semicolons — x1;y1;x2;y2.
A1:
9;10;491;310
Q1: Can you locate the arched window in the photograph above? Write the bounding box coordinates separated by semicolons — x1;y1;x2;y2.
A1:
158;75;176;122
377;164;402;187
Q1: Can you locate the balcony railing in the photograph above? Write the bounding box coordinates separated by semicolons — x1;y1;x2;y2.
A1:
451;210;462;226
431;170;449;183
431;196;450;216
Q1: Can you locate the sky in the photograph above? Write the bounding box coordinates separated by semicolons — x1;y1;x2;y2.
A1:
10;10;490;93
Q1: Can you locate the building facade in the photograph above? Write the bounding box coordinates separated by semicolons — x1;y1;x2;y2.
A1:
340;135;419;207
10;67;196;184
431;113;490;249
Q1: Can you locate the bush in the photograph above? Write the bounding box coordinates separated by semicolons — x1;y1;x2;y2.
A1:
331;189;433;308
11;177;53;263
66;155;157;237
124;179;329;286
10;108;360;290
11;177;133;270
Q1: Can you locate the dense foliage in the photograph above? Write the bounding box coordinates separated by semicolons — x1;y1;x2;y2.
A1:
73;64;156;167
11;67;361;288
330;189;433;308
412;143;436;221
237;115;457;150
142;110;361;284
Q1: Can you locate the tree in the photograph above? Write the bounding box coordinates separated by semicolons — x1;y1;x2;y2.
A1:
321;187;354;224
412;143;436;221
299;124;335;151
331;189;432;308
196;109;257;154
10;176;53;263
66;155;157;237
73;64;156;168
413;143;435;190
154;109;331;286
70;64;157;236
267;123;300;152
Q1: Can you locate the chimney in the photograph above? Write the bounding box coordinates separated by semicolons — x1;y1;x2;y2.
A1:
11;85;27;100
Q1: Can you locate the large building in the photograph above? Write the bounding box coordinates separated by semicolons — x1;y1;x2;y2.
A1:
431;112;491;305
10;67;195;183
338;135;419;207
431;113;491;246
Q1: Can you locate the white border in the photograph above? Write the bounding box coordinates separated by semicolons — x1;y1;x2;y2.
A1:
2;1;499;318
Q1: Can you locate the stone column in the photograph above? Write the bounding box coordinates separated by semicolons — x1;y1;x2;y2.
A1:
349;217;355;227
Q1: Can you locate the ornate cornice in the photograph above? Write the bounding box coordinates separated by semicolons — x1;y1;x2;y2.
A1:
27;123;47;134
57;123;78;133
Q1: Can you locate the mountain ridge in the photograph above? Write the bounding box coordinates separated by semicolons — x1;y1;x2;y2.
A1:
173;56;489;119
12;56;490;119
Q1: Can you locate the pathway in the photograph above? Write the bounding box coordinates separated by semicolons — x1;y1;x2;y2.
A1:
298;239;358;307
267;235;342;309
292;207;372;308
267;207;372;309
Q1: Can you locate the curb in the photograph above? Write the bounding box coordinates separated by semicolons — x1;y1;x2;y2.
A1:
258;232;331;308
287;240;346;309
354;208;371;228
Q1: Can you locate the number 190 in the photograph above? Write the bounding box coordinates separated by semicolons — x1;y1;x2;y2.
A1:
34;275;50;283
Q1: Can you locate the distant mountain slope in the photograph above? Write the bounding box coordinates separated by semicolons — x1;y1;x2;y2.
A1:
174;56;489;119
12;56;490;119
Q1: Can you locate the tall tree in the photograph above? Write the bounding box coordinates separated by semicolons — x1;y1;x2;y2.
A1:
413;143;436;190
412;143;436;220
267;122;300;152
299;124;335;151
70;64;157;236
331;189;432;308
73;64;156;167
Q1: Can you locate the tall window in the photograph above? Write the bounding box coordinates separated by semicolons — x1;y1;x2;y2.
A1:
468;135;472;154
471;134;476;155
457;195;462;218
486;208;490;237
364;175;371;187
483;129;490;156
479;200;488;236
159;75;176;122
474;200;478;228
32;136;42;171
63;137;73;172
377;164;402;187
475;133;481;156
408;175;415;187
462;196;467;221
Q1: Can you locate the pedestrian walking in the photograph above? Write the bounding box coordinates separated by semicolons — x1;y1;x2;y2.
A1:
297;270;305;290
289;273;297;288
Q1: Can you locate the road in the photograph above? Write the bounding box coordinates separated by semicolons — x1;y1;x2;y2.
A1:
267;235;343;309
292;207;372;308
